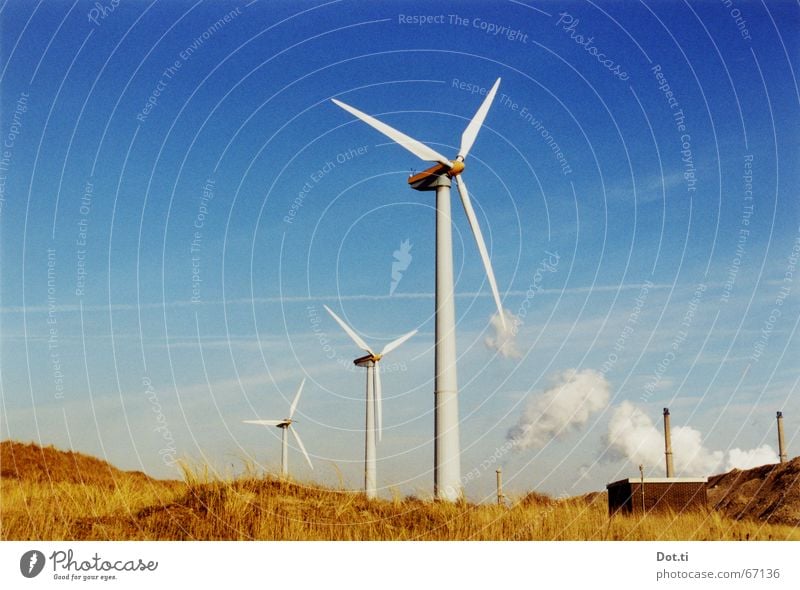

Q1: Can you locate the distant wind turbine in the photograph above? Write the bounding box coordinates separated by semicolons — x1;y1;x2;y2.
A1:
332;78;505;500
324;304;416;499
243;378;313;477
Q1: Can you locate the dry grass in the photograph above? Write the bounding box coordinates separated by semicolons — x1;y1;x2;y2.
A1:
2;441;798;541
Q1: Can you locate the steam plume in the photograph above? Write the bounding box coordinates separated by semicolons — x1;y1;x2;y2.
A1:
485;309;521;359
508;369;610;449
607;402;780;475
727;445;779;470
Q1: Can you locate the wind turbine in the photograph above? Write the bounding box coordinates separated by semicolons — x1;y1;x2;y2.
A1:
324;305;416;499
243;378;313;478
332;78;506;501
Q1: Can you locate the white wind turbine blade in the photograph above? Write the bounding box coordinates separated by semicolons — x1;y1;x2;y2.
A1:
331;98;452;168
459;78;501;160
455;175;506;329
288;378;305;419
374;362;383;441
242;419;285;426
290;426;313;470
380;329;417;356
324;305;373;353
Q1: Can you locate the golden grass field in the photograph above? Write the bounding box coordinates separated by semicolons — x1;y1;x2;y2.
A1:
1;441;798;541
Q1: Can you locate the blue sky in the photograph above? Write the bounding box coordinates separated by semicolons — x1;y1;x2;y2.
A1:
1;0;798;500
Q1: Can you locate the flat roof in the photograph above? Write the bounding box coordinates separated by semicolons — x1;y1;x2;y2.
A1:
606;477;708;488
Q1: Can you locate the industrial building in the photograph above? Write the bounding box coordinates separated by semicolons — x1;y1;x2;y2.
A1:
607;477;708;515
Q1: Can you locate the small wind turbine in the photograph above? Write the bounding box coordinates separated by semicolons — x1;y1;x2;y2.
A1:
324;305;416;499
332;78;505;501
243;378;313;478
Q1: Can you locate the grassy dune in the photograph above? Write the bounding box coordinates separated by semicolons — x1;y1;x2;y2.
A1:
1;441;797;541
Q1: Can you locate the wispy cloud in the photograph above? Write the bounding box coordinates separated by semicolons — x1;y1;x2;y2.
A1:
1;283;671;315
606;171;685;204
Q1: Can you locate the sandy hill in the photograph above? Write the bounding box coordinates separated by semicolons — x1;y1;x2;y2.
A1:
0;440;156;487
707;457;800;527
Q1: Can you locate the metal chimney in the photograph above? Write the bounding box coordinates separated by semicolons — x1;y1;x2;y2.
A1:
496;468;504;506
777;411;787;464
663;408;674;477
638;464;646;513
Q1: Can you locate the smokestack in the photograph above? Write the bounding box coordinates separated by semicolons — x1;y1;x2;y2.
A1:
663;408;674;477
777;411;787;464
496;468;504;506
638;464;645;513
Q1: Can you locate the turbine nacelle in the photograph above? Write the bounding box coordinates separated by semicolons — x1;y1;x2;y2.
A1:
354;353;382;366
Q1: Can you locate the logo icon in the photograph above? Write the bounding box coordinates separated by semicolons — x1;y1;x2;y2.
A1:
390;239;413;295
20;550;45;578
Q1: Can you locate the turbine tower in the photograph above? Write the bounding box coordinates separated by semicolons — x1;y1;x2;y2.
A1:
332;78;505;501
324;305;416;499
243;378;313;478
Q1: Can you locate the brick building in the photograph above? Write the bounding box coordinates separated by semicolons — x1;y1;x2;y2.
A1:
606;477;708;515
